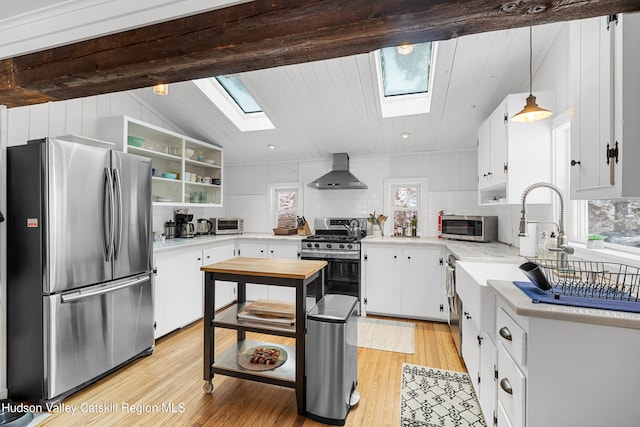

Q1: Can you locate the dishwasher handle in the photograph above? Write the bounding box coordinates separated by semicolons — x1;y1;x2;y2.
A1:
61;276;150;303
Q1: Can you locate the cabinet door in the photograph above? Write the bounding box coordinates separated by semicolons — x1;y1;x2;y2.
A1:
266;242;299;302
488;100;507;188
237;242;268;301
203;244;237;310
403;247;444;319
154;249;203;337
479;334;497;423
363;246;402;315
461;301;481;396
570;16;614;196
153;256;169;338
477;119;492;189
178;250;205;327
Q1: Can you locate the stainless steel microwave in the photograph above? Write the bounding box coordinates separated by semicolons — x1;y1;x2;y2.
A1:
441;215;498;242
210;218;244;235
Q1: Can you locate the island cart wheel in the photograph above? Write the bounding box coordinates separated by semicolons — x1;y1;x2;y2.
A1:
203;380;214;393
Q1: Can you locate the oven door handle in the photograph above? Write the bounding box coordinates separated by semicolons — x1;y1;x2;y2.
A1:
301;251;360;260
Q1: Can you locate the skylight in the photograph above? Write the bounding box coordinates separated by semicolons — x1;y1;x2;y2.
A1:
215;75;263;113
192;76;274;132
380;43;432;97
374;42;437;118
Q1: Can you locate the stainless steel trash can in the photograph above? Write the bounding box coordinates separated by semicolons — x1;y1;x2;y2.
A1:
306;294;359;426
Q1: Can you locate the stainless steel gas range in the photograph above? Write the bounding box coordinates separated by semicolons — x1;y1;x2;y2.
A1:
300;218;367;306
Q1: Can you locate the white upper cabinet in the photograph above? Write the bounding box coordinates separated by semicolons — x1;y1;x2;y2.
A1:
570;13;640;199
477;92;552;205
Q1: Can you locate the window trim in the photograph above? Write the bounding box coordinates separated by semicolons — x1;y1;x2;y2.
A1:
383;178;429;237
268;182;304;229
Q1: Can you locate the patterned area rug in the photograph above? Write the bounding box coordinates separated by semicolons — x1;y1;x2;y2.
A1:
400;364;486;427
357;317;415;354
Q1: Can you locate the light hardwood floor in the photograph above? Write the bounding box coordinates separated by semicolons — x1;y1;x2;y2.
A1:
38;316;466;426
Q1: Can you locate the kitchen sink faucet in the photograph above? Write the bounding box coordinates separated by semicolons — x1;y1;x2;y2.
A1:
519;182;574;265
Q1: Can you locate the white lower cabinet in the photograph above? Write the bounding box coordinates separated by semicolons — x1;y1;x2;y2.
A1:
203;244;237;310
154;248;204;338
494;297;640;427
362;244;444;320
237;240;300;302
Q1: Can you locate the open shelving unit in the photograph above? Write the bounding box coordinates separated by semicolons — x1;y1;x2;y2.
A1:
100;115;223;206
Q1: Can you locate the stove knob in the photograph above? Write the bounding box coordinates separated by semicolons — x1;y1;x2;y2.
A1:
347;244;353;249
306;243;312;248
339;244;345;249
314;243;320;248
326;244;332;248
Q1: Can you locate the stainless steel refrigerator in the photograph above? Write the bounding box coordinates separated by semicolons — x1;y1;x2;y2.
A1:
7;137;154;405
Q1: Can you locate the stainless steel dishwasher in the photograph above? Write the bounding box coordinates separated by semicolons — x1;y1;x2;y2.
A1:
306;294;359;426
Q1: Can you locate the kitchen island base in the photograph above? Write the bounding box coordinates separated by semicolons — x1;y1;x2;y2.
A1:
201;257;326;415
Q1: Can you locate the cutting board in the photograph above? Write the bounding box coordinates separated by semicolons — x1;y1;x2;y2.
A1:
244;299;296;318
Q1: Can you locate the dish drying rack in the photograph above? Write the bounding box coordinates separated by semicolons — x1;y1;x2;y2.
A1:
529;259;640;302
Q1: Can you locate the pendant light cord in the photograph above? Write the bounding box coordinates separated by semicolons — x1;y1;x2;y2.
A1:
528;26;533;95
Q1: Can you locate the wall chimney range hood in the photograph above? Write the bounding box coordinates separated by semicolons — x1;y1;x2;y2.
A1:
308;153;368;190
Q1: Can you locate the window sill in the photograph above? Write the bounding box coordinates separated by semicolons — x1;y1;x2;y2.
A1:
570;241;640;268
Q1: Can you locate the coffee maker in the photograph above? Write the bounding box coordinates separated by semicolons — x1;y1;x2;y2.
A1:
175;211;195;238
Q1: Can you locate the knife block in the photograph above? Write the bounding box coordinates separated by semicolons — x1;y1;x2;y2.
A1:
297;222;312;236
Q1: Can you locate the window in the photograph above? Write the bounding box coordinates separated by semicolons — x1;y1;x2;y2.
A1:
275;189;298;229
374;42;437;118
269;183;303;229
384;178;428;236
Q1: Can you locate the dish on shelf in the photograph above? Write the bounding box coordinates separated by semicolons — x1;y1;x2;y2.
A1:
204;159;216;165
237;346;288;371
127;136;145;147
153;196;172;202
185;148;195;158
162;172;177;180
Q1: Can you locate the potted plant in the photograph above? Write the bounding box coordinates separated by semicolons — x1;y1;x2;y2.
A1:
587;234;606;249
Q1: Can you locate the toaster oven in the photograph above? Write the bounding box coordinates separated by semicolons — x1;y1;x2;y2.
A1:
210;218;244;235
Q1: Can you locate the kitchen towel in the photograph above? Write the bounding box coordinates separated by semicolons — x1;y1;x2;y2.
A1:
513;281;640;313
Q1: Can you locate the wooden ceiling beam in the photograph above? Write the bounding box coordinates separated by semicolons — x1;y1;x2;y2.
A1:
1;0;639;108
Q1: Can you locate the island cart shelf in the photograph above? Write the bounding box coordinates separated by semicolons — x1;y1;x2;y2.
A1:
201;257;327;415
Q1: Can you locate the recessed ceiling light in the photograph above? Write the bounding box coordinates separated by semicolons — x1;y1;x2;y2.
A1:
267;144;276;150
401;132;411;139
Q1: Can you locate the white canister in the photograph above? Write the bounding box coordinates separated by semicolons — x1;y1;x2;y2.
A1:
519;223;538;257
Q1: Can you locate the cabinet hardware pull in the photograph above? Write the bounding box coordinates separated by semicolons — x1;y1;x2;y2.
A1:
407;256;411;260
499;326;513;341
500;378;513;395
570;160;581;166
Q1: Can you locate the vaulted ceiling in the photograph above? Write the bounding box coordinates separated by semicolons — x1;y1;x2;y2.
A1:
1;1;638;164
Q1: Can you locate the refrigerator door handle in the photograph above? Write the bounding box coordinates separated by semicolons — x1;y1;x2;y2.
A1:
61;276;150;303
104;167;115;262
113;168;123;260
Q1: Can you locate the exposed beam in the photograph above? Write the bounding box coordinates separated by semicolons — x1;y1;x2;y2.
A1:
1;0;639;108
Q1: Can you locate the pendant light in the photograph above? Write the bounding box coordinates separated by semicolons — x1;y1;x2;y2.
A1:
512;27;552;122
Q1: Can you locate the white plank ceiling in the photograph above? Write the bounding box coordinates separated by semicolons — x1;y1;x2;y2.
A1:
2;1;564;166
131;22;563;165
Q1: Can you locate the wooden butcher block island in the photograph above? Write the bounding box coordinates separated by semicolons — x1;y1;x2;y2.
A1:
201;257;327;415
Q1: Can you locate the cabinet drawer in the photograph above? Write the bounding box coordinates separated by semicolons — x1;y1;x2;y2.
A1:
498;343;526;427
497;308;527;366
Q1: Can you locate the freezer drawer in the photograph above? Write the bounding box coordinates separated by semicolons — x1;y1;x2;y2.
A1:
44;274;154;400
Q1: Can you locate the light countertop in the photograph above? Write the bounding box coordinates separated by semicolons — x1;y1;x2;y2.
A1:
153;233;304;252
488;279;640;330
362;236;522;261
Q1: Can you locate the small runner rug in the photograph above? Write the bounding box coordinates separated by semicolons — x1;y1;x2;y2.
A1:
357;317;415;354
400;364;486;427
